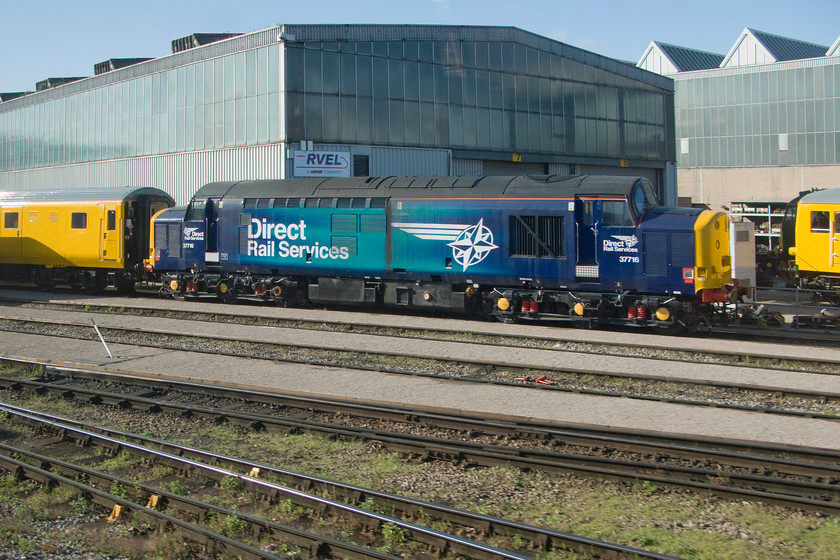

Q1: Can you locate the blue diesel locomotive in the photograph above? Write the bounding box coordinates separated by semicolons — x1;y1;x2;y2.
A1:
150;175;733;332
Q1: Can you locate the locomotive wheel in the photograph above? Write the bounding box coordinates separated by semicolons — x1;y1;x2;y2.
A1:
32;269;55;291
216;280;235;303
84;271;108;294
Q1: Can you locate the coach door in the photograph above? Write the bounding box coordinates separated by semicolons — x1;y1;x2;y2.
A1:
574;199;599;280
99;204;120;262
0;206;22;263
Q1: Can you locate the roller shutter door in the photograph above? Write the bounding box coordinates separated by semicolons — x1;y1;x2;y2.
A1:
483;161;546;176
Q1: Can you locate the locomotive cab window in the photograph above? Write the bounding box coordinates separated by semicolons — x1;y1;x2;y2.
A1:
71;212;87;229
631;182;657;216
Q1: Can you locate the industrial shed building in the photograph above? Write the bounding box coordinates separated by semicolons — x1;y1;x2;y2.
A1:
639;28;840;215
0;25;676;204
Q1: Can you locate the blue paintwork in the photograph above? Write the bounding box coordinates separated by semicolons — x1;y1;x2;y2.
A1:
153;195;705;296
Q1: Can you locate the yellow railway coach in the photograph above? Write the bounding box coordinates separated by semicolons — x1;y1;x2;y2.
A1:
0;187;174;292
786;188;840;288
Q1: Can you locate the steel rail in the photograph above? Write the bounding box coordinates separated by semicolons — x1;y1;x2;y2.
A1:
2;317;839;421
0;402;684;560
0;442;403;560
5;289;840;354
3;370;840;514
1;405;541;560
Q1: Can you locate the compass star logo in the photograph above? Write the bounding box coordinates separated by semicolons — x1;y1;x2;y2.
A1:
447;219;498;270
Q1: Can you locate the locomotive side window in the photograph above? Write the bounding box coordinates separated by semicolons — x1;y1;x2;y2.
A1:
509;215;564;258
602;201;635;227
811;211;830;232
71;212;87;229
107;210;116;231
835;213;840;233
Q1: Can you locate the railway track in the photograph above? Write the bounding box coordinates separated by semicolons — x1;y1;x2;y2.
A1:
0;403;681;560
2;310;840;421
3;360;840;515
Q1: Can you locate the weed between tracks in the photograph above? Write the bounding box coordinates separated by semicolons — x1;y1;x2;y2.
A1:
2;365;840;558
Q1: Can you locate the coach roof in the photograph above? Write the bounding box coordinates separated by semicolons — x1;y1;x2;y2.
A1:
0;186;173;204
191;175;653;202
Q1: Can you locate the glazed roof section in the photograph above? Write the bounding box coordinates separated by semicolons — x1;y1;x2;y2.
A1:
0;24;672;113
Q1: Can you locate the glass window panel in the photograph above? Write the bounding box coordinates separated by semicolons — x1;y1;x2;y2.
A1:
404;61;419;101
450;104;464;147
356;56;372;97
435;103;449;146
404;101;420;145
476;41;489;69
462;105;475;147
462;42;475;68
372;57;388;98
404;40;418;61
476;70;490;108
268;45;280;95
372;41;387;57
286;92;304;141
389;100;404;144
257;48;268;96
388;41;403;59
434;65;448;103
323;51;339;94
503;74;516;111
373;97;388;143
323;95;339;142
356;97;373;143
340;53;356;96
305;93;322;140
501;43;515;73
420;102;435;145
389;59;404;99
449;72;462;106
419;63;434;102
340;96;356;143
305;49;323;93
418;41;433;62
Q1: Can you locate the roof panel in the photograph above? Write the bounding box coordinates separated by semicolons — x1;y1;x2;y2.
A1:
656;42;724;72
749;28;828;62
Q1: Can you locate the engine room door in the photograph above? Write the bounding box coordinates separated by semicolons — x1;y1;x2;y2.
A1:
0;207;22;264
575;199;599;279
204;198;220;264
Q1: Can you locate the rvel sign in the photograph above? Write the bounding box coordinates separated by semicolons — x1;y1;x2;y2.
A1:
293;151;351;177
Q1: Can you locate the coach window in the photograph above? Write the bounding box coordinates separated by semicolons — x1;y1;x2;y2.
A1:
602;200;635;227
71;212;87;229
811;211;830;232
4;212;19;229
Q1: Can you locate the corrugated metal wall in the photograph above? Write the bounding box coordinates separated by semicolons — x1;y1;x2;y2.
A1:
0;144;288;205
